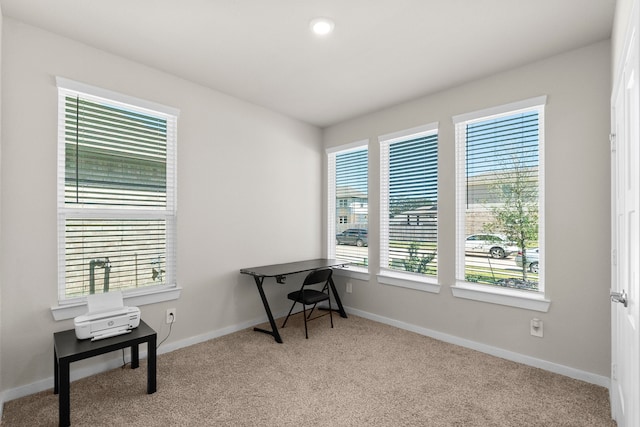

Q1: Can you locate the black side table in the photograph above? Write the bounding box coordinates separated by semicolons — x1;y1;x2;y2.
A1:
53;319;157;426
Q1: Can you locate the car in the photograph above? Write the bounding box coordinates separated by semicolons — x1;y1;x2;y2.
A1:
336;229;368;247
465;234;519;258
515;248;540;273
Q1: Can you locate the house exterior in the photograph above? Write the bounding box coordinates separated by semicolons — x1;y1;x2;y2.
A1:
336;185;368;232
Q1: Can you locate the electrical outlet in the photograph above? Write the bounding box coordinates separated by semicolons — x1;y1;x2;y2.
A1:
166;308;176;324
346;282;353;293
530;318;543;337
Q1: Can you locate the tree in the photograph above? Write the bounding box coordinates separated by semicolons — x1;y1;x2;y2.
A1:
483;158;538;281
402;242;436;274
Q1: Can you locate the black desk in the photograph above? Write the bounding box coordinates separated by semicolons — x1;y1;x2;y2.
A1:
240;258;349;343
53;320;157;426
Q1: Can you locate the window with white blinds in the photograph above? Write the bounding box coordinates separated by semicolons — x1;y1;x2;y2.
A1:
454;97;545;293
380;124;438;281
327;143;368;269
57;78;178;303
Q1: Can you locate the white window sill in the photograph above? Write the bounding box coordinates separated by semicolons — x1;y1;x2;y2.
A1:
333;266;370;281
377;269;441;293
51;285;182;321
451;281;550;312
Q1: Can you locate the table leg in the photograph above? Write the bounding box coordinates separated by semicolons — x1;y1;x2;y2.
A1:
148;335;157;394
54;348;59;394
252;276;283;343
59;360;70;427
131;344;139;369
329;276;348;318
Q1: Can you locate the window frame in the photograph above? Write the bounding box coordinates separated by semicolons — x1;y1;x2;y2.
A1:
452;96;550;312
52;77;181;320
378;123;440;293
327;140;370;280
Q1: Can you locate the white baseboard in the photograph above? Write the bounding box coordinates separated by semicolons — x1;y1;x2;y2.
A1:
1;312;279;404
345;306;611;388
1;307;610;407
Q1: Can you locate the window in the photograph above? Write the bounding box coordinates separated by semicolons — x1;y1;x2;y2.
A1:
379;124;439;289
56;78;179;305
327;142;368;269
454;97;545;297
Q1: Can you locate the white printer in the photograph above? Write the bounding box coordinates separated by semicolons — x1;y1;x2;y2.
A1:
74;291;141;341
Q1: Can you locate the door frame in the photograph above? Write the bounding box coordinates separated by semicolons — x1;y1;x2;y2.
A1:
611;1;640;424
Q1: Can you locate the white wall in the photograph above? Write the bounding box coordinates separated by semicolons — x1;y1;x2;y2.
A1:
0;10;616;403
0;19;322;393
324;40;612;378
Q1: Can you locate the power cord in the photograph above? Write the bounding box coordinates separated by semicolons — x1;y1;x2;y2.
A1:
157;313;175;349
120;313;175;368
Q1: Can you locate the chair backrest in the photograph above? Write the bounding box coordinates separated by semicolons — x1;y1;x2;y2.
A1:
303;268;332;286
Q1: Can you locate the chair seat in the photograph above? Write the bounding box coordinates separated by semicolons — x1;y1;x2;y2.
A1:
287;289;329;305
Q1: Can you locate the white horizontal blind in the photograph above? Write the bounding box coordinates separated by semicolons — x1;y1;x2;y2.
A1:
64;96;169;207
454;99;544;292
64;219;167;295
380;127;438;277
57;81;178;302
327;151;337;258
331;146;368;267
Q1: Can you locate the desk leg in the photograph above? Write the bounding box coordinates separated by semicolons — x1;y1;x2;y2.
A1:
59;360;71;427
148;334;157;394
252;276;283;343
329;276;348;318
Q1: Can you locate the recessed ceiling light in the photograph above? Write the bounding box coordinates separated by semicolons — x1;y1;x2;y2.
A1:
310;18;335;36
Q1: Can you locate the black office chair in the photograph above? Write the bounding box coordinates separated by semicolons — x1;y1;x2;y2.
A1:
281;268;334;339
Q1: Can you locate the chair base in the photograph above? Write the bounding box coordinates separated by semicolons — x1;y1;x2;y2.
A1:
281;304;334;339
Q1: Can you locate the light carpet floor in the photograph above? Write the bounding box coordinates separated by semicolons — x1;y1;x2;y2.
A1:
2;314;615;426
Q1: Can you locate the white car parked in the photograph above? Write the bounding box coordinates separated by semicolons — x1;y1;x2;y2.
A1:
515;248;540;273
465;234;519;259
